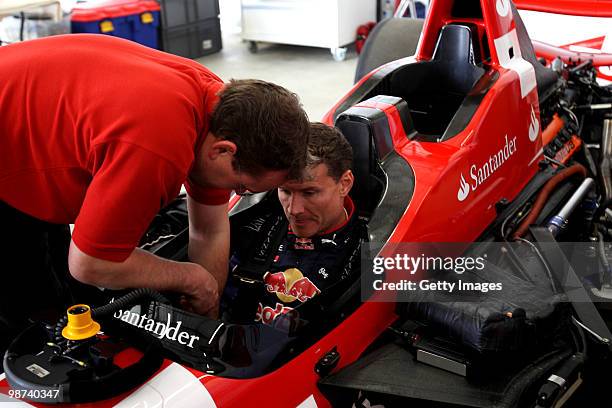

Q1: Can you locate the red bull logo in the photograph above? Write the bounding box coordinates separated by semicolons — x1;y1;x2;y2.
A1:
294;238;314;250
255;302;295;325
264;268;321;303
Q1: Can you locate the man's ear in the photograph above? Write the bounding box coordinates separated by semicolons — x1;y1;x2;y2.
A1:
208;140;237;160
339;170;354;197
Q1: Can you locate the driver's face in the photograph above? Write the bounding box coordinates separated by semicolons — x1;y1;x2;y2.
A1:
278;164;352;238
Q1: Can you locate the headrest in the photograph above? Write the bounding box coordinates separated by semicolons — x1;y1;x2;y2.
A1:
433;24;475;64
335;96;410;216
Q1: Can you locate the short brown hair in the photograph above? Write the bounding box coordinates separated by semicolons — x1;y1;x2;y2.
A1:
304;122;353;181
210;79;309;179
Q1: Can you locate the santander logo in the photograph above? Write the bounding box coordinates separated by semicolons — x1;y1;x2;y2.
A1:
457;135;518;202
113;309;201;348
528;105;539;142
457;174;470;202
496;0;510;17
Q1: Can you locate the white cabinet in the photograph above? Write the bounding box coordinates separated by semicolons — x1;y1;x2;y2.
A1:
241;0;376;60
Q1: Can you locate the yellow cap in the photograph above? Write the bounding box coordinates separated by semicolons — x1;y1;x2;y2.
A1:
62;304;101;341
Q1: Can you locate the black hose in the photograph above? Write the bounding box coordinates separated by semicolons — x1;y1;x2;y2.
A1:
583;144;598;179
53;315;68;342
92;288;168;318
600;116;612;202
495;349;572;408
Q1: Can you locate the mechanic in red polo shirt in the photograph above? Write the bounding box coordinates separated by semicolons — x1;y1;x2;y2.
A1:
0;34;309;353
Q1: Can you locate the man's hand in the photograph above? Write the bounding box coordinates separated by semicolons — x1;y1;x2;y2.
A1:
180;266;220;317
69;242;220;316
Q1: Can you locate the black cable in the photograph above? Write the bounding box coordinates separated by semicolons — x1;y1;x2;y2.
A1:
572;317;588;355
53;315;68;342
92;288;168;318
515;237;558;293
499;210;534;282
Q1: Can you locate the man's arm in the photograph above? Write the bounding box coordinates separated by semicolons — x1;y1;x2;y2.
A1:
68;242;219;316
187;196;230;294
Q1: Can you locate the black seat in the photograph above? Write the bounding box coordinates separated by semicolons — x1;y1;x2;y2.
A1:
389;24;485;135
430;24;485;93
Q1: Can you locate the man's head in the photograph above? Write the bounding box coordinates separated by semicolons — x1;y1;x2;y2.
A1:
192;79;309;193
278;122;354;238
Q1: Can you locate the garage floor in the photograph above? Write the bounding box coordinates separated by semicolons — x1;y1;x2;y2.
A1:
195;30;359;121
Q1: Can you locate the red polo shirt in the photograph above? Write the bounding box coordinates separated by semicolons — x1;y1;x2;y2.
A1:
0;34;230;262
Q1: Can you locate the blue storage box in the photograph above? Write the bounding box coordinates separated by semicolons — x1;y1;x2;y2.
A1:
131;7;160;48
71;0;160;49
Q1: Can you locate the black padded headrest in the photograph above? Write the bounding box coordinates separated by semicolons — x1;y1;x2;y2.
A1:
335;96;410;216
433;24;475;64
335;118;382;217
428;24;485;96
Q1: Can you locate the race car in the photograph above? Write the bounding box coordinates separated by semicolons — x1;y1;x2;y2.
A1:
355;0;612;83
3;0;612;406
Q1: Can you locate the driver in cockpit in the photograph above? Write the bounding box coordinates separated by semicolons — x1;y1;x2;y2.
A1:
226;123;364;328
